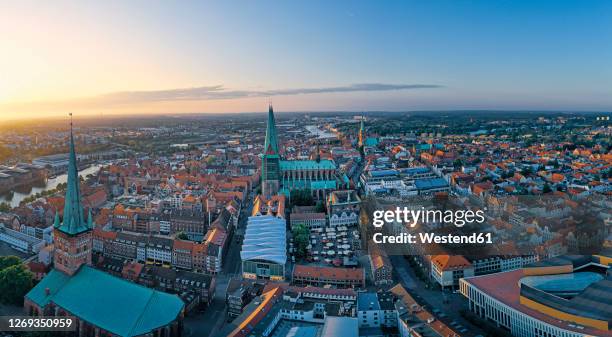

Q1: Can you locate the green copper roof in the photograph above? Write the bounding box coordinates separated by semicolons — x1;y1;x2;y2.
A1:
365;137;379;146
54;123;92;235
310;180;337;190
263;104;279;156
26;266;184;337
280;159;336;171
280;179;337;190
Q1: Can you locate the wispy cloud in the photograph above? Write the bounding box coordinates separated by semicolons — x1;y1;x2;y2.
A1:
0;83;443;116
92;83;443;105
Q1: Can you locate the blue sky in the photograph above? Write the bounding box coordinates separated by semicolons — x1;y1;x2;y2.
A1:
1;0;611;118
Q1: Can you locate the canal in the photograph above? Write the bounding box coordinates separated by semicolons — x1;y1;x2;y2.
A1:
0;164;103;208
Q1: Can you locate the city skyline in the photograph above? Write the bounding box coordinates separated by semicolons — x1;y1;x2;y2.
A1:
1;0;612;120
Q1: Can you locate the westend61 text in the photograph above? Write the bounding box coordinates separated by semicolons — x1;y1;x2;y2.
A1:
373;232;493;244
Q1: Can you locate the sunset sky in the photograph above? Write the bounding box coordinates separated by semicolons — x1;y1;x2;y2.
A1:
1;0;611;120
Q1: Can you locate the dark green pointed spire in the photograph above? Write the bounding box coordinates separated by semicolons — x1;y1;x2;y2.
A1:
263;104;279;156
57;114;92;236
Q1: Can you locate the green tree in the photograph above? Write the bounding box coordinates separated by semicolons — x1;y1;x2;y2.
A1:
176;232;189;240
0;255;21;270
290;189;314;206
315;201;325;213
292;223;310;258
0;202;10;212
521;166;532;176
0;262;33;305
542;183;552;194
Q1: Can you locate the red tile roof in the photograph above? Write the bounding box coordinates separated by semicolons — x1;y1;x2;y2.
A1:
293;265;364;282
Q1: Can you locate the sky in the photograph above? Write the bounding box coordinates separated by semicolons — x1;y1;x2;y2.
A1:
0;0;611;120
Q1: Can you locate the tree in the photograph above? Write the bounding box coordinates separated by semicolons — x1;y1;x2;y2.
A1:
542;183;552;194
0;262;33;305
290;189;314;206
521;166;532;176
0;202;10;212
292;223;310;258
0;255;21;270
176;232;189;240
315;201;325;213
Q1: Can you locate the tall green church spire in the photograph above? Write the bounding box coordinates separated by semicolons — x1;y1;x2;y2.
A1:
56;114;92;235
263;104;279;156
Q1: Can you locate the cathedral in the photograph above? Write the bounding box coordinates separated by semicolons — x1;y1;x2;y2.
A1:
261;105;339;200
25;120;184;337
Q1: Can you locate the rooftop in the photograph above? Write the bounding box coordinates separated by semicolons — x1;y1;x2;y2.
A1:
280;159;336;171
414;178;449;190
241;215;287;265
26;266;184;337
464;267;612;336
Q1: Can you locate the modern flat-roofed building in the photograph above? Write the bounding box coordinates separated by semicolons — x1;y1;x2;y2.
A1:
459;254;612;337
414;177;450;195
0;223;45;254
32;153;70;174
241;215;286;281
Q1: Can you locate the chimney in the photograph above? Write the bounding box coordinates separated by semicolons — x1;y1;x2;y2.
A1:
45;287;50;296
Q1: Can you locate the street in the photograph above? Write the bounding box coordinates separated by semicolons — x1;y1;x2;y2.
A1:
390;255;485;336
183;191;253;337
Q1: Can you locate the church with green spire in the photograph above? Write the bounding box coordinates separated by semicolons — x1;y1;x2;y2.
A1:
25;117;185;337
261;105;340;199
52;119;95;275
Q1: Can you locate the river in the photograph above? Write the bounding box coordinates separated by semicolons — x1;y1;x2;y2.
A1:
0;164;103;208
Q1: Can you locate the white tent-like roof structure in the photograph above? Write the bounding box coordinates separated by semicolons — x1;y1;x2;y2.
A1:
241;215;286;265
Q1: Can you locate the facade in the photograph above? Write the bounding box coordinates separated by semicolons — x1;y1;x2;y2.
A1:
289;212;326;230
241;215;286;281
261;105;338;200
430;255;475;290
357;291;398;329
251;194;286;218
459;255;612;337
0;223;45;253
93;226;226;273
327;190;361;227
292;265;365;288
369;247;393;286
169;210;208;241
138;265;215;307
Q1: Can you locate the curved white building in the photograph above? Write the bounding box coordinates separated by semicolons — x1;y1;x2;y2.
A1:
241;215;287;280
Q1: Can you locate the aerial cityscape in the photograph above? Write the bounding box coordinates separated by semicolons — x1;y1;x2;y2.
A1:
1;1;611;337
0;108;609;337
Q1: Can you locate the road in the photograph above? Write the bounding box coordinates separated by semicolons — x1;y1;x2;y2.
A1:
390;255;485;336
184;191;253;337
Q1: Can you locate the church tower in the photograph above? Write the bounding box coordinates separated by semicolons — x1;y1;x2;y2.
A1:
261;104;281;198
358;116;366;156
53;115;94;276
